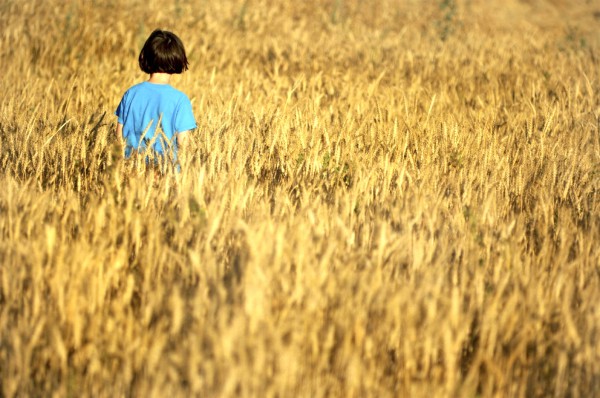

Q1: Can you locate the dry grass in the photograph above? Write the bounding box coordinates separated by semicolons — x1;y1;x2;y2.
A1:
0;0;599;396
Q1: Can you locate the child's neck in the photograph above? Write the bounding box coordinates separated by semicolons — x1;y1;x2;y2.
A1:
148;73;171;84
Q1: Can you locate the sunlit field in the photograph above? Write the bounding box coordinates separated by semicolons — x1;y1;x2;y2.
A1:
0;0;599;396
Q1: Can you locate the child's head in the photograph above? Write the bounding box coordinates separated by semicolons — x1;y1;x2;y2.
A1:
138;29;189;75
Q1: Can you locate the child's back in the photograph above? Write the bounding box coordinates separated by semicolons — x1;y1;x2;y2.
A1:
116;81;195;160
115;29;196;165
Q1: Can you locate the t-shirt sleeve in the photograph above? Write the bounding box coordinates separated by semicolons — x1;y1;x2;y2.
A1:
115;91;128;124
174;96;196;133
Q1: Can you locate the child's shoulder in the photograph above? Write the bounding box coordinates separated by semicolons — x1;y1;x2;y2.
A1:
165;85;192;104
126;81;150;92
122;82;190;103
167;84;189;97
120;81;146;97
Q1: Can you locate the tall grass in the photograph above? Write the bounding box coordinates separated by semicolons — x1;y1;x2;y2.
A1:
0;0;599;396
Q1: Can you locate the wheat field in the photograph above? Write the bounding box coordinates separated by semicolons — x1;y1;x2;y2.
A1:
0;0;599;396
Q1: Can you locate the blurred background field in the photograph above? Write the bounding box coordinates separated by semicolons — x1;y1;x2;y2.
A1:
0;0;599;396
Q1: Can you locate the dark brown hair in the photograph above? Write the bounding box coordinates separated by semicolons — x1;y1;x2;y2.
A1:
138;30;189;74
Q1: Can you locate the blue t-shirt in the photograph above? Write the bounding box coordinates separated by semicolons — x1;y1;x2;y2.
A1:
115;81;196;160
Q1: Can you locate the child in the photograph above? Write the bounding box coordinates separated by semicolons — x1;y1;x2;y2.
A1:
115;29;196;169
